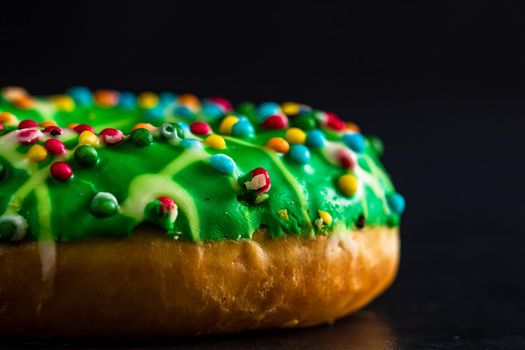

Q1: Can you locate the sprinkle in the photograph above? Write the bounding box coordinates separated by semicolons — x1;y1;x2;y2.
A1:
345;122;360;132
336;148;356;169
26;144;48;162
202;102;225;120
231;119;255;137
0;215;28;242
208;97;232;112
160;123;185;140
179;138;202;149
50;161;73;181
325;112;345;131
210;154;236;174
173;105;195;120
39;121;58;128
190;121;212;135
289;144;310;164
144;106;164;123
18;119;38;129
244;167;271;193
293;113;317;131
281;102;301;116
15;129;42;145
78;131;100;147
131;123;156;133
306;129;326;148
118;92;137;109
138;91;158;109
387;192;406;214
266;137;290;153
0;112;18;126
74;145;99;167
368;136;384;157
338;174;358;196
44;139;67;155
159;92;177;106
43;126;62;137
130;128;154;147
218;115;239;134
99;128;124;145
67;86;92;106
52;95;75;111
342;133;365;153
318;210;333;225
157;196;178;222
177;94;200;109
257;102;281;121
73;124;95;134
89;192;119;218
236;102;256;120
204;134;226;149
68;123;79;129
94;90;119;107
262;114;288;130
13;95;35;109
285;127;307;145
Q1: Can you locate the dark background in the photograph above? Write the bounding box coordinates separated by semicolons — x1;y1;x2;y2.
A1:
2;1;525;349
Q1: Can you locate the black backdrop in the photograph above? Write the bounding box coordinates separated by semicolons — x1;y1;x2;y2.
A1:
2;1;525;348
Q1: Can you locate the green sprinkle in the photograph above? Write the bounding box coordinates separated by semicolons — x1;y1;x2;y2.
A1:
130;128;153;147
74;145;99;167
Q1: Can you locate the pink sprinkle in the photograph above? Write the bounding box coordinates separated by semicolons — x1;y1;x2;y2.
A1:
44;139;67;156
336;148;355;169
190;122;212;135
73;124;95;134
208;97;232;112
18;119;39;129
50;161;73;182
262;114;288;130
15;129;42;145
99;128;124;145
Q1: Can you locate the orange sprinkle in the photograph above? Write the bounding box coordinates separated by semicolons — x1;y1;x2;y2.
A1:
0;112;19;125
177;94;200;109
131;123;156;133
13;95;35;109
39;121;58;127
345;122;360;133
2;86;28;101
266;137;290;153
67;123;79;129
94;90;119;107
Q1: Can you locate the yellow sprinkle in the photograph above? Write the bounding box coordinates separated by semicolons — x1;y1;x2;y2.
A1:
285;127;306;144
0;112;18;126
26;144;48;162
318;210;333;225
39;121;57;127
204;134;226;149
281;102;301;116
78;131;100;146
131;123;156;133
177;94;200;109
338;174;358;196
52;95;75;111
218;115;239;135
138;92;158;109
266;137;290;153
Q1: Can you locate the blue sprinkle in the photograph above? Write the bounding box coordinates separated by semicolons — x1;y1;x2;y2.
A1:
173;106;195;121
159;92;177;106
342;133;366;153
144;106;165;124
306;129;326;148
231;119;255;138
179;138;202;149
118;92;137;109
210;154;236;174
387;193;405;214
256;102;280;121
177;122;191;134
202;102;224;120
289;144;311;164
67;86;92;106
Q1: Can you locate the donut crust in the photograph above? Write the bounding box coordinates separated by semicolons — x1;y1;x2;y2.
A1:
0;226;399;337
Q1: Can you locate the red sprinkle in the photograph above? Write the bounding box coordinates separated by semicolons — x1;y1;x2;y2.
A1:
250;167;271;193
44;139;67;155
157;196;176;214
73;124;95;134
336;148;355;169
50;161;73;182
99;128;124;145
190;122;212;135
208;97;232;112
262;114;288;130
325;112;345;131
15;129;42;145
18;119;39;129
43;126;63;136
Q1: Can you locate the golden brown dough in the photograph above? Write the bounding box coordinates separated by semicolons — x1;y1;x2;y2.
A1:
0;226;399;337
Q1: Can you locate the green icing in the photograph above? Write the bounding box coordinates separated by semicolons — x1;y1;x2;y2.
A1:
0;90;403;243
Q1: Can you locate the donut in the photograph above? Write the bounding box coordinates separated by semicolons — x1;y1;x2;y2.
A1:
0;86;405;337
